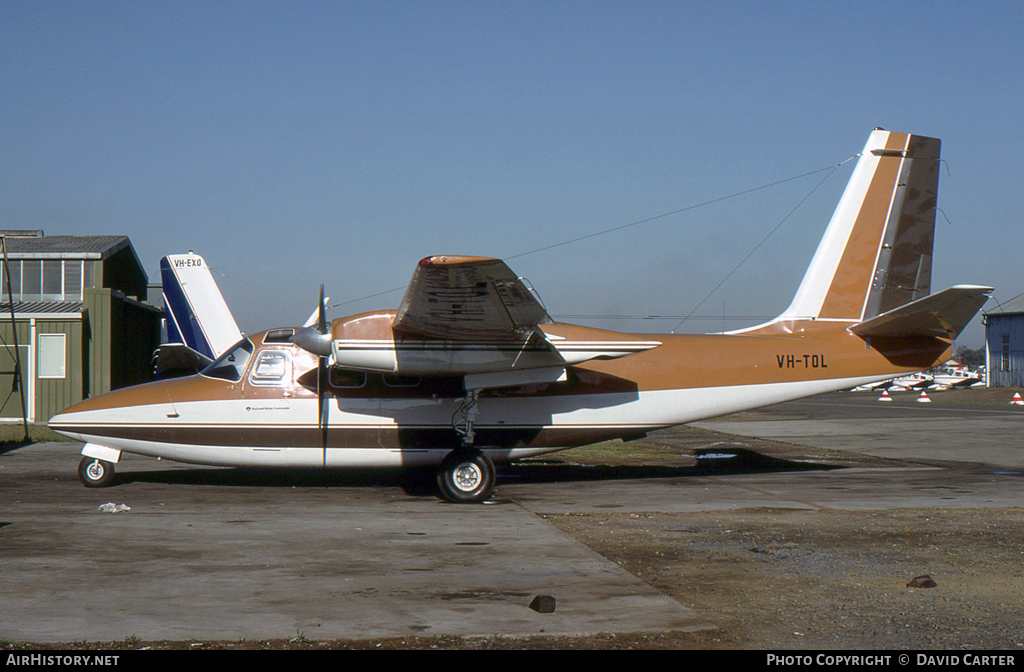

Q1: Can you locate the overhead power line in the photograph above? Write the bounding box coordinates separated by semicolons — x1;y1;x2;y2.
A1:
335;154;859;310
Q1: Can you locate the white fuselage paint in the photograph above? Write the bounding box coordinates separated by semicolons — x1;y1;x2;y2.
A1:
55;372;893;470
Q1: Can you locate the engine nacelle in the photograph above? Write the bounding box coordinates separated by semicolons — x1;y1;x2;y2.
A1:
331;336;562;375
305;309;661;377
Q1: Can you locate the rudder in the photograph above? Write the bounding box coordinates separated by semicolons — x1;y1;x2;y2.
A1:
160;252;242;360
781;130;941;323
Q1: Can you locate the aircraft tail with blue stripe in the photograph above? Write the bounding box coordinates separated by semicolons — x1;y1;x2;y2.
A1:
154;252;242;377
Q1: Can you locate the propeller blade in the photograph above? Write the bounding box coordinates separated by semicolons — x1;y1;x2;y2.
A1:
319;351;328;461
317;285;329;460
318;284;327;334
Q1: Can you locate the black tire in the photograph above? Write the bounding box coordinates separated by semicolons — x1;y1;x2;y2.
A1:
78;457;115;488
436;449;495;503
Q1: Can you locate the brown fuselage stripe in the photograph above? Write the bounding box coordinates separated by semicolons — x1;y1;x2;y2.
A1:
54;424;638;450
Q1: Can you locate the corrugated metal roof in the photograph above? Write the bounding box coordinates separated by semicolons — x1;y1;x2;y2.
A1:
0;301;84;317
0;235;131;259
985;292;1024;316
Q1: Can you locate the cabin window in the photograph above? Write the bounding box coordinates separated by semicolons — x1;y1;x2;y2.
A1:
263;329;295;343
202;338;254;382
249;350;292;385
383;374;420;388
329;368;366;388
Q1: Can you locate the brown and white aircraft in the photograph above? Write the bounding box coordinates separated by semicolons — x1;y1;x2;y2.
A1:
49;129;991;502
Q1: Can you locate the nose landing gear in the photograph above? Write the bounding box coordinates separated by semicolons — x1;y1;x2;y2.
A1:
78;457;115;488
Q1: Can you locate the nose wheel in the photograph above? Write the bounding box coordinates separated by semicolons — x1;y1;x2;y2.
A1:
78;457;115;488
437;449;495;503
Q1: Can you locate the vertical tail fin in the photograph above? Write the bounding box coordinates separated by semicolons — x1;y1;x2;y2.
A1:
781;130;941;323
160;252;242;360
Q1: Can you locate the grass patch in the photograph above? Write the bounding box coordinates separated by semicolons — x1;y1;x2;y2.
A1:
0;422;72;446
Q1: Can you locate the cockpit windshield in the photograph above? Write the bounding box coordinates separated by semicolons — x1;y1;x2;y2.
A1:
200;338;254;382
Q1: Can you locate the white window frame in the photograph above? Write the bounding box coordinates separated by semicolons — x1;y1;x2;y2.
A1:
248;349;292;386
37;333;67;379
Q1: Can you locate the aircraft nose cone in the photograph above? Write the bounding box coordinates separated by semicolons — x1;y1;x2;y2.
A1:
48;379;177;442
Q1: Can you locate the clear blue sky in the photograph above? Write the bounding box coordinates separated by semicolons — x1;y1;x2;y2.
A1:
3;1;1021;347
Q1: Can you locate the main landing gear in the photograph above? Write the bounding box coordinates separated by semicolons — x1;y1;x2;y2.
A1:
438;387;496;503
78;457;115;488
76;449;494;501
436;448;495;504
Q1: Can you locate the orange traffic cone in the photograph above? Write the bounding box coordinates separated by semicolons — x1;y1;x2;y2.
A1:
878;390;893;402
1010;392;1024;406
916;390;931;403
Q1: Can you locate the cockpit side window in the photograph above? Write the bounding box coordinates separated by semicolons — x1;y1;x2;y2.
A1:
249;349;292;386
201;338;254;382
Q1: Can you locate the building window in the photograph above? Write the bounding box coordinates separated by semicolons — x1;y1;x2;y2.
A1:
22;261;41;299
64;261;83;300
38;333;67;379
4;260;21;297
42;260;63;300
1;260;86;302
1001;334;1011;372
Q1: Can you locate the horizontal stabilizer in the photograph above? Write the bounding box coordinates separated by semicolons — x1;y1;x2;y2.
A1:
848;285;992;340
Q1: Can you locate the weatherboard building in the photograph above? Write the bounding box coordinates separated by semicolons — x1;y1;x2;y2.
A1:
983;291;1024;388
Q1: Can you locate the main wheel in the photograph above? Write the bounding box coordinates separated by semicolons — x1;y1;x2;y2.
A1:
437;449;495;503
78;457;115;488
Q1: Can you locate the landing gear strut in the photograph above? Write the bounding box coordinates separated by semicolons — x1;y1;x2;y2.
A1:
78;457;115;488
437;449;495;503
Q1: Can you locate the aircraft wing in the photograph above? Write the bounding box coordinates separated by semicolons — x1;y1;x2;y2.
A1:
392;256;553;340
306;255;660;381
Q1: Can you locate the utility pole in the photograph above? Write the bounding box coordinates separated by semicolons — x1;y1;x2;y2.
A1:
1;236;30;442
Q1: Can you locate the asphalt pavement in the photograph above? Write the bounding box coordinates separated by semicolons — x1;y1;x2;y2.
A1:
2;389;1022;644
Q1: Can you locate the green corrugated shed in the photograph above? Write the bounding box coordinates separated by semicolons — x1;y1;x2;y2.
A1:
0;232;161;423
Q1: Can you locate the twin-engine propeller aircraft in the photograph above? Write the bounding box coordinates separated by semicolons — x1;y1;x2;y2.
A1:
50;129;992;502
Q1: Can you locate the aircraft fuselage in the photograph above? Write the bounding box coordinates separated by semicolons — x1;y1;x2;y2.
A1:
49;319;951;470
